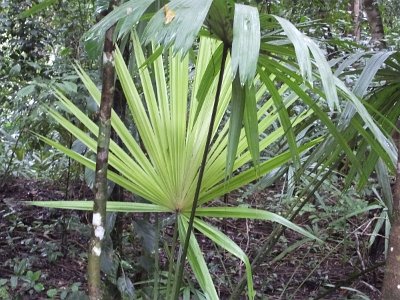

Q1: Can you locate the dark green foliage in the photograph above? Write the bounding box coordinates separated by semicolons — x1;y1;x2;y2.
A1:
0;0;96;183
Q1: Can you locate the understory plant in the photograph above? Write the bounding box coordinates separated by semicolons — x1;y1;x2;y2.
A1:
31;32;324;298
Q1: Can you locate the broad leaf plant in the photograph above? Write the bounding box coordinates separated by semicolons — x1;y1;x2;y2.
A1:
32;33;322;298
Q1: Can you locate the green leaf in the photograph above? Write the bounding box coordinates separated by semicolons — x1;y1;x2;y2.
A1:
195;207;322;243
272;15;312;84
10;276;18;289
15;148;25;161
183;287;191;300
34;283;44;292
368;209;387;250
31;270;41;282
95;0;109;14
305;37;339;111
271;237;311;264
55;81;78;94
9;64;21;76
226;74;245;178
29;201;170;213
178;216;219;300
243;83;260;171
334;52;367;76
14;259;27;275
117;276;135;299
195;42;224;121
17;85;36;98
18;0;57;18
375;159;393;216
47;289;58;298
60;289;68;299
143;0;213;55
331;205;382;226
138;45;164;69
202;138;322;204
353;51;395;98
258;66;299;168
231;4;260;85
204;0;234;42
259;58;366;182
83;0;154;59
335;78;397;166
191;217;255;299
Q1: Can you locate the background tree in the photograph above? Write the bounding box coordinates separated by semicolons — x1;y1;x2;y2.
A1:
364;0;386;48
382;120;400;299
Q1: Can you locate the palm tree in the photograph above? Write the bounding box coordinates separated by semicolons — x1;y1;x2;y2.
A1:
34;33;321;298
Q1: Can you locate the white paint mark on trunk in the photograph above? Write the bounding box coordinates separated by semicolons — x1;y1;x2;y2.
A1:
93;213;102;226
391;247;394;252
99;151;108;160
93;246;101;256
103;52;113;64
95;226;105;240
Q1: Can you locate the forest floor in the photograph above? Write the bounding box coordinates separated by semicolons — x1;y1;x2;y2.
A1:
0;178;385;299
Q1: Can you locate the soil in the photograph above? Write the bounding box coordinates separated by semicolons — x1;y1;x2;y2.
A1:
0;178;385;299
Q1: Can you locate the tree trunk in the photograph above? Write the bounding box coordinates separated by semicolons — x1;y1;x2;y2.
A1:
353;0;361;41
363;0;386;49
87;1;119;299
381;120;400;299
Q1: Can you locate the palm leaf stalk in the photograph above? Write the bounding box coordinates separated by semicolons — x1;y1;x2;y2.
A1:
172;44;229;299
31;33;322;298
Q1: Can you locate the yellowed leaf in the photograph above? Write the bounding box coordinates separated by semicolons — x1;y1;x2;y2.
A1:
163;4;175;25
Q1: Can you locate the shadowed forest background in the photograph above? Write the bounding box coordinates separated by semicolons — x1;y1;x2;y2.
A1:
1;0;400;299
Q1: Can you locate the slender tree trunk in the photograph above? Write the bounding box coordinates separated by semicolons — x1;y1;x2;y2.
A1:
87;1;119;299
363;0;386;49
381;120;400;299
353;0;361;41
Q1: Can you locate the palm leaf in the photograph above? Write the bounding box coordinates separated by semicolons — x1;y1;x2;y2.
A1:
191;216;255;299
143;0;213;55
30;201;169;213
231;4;260;85
83;0;154;58
195;207;323;243
177;216;219;299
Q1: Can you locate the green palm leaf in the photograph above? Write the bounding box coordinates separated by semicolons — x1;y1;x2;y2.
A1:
231;4;260;85
143;0;213;55
83;0;154;57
